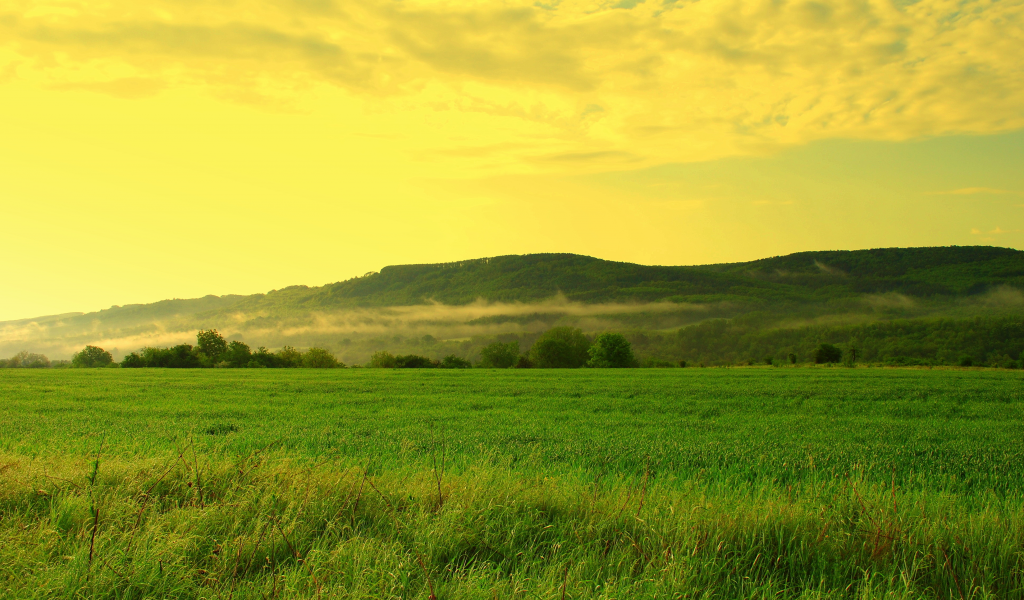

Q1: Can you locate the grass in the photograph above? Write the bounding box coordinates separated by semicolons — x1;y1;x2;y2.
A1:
1;368;1023;599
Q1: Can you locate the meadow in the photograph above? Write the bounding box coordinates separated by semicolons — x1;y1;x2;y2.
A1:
1;368;1022;599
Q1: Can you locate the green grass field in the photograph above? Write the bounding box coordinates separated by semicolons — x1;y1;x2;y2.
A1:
2;368;1023;599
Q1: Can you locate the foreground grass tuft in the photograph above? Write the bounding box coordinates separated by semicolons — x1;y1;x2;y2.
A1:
2;451;1022;599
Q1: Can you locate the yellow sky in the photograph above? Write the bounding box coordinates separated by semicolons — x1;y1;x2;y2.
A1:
2;0;1023;320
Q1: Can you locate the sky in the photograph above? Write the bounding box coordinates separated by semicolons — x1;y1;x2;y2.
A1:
1;0;1023;321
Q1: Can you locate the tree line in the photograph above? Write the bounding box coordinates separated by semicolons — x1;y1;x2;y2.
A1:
8;315;1024;370
28;327;641;369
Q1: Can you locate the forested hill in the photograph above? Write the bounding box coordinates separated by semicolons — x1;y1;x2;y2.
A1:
4;245;1024;362
232;245;1024;311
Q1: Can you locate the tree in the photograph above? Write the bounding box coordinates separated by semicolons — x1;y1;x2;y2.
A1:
121;352;145;368
814;344;842;364
6;351;50;368
303;347;340;368
276;346;303;368
529;327;591;368
369;351;398;368
395;354;436;368
480;341;519;368
248;347;280;368
222;341;252;368
587;334;638;368
72;345;113;368
196;329;228;363
439;355;472;368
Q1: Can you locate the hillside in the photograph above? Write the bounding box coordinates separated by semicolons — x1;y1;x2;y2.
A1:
2;246;1023;363
226;245;1024;310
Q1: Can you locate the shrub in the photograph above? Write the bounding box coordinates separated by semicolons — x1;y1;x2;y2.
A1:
303;347;341;368
196;329;228;363
513;355;533;368
529;327;591;368
141;345;201;368
121;353;144;368
395;354;436;368
369;351;398;368
814;344;843;364
587;334;638;368
248;347;280;368
480;341;519;368
222;341;252;368
72;346;113;368
3;351;50;368
276;346;303;368
439;355;472;369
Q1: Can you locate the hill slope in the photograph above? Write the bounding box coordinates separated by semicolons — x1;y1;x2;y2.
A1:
2;246;1023;362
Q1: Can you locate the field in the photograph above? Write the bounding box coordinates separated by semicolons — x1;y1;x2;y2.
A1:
1;368;1023;599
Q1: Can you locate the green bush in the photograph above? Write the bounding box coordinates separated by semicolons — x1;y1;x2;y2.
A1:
587;334;638;368
480;341;519;368
303;347;341;368
72;345;113;368
369;351;398;368
529;327;591;368
395;354;435;368
439;355;472;369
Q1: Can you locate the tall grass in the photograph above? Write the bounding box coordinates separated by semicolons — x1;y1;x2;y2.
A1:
2;451;1021;599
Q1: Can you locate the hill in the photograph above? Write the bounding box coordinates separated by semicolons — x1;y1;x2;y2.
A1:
2;246;1023;364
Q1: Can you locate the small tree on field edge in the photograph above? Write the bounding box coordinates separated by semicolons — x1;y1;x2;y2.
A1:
72;345;113;368
587;333;638;368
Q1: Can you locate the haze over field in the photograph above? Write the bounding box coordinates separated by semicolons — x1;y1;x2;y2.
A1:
5;246;1024;365
2;0;1023;322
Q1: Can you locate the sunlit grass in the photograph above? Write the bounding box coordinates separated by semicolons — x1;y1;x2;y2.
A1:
1;369;1022;598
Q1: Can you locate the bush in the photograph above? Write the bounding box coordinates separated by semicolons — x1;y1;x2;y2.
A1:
247;347;280;368
121;353;145;368
3;351;50;368
77;349;104;368
221;341;252;368
814;344;843;364
587;334;638;368
303;347;341;368
395;354;436;368
513;355;533;368
529;327;591;368
439;355;472;369
959;356;974;367
72;345;113;368
369;351;398;368
276;346;304;368
141;345;202;368
196;329;228;363
480;341;519;368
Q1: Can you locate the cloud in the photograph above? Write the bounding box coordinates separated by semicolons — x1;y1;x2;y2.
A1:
1;0;1023;169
